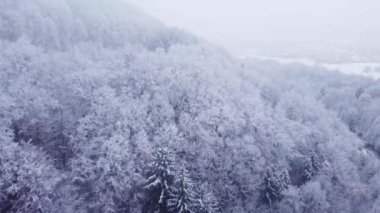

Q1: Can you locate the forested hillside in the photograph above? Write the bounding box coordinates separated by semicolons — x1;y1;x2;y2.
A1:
1;0;380;212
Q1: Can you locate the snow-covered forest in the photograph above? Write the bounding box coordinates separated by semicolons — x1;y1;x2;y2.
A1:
1;0;380;212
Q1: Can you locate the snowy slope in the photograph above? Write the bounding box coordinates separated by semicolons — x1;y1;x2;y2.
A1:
0;0;196;50
1;0;380;212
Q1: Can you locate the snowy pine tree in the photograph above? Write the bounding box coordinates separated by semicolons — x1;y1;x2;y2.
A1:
143;148;175;213
281;169;291;189
259;167;290;206
302;154;321;183
167;167;200;213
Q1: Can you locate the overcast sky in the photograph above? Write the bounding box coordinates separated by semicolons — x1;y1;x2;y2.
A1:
125;0;380;52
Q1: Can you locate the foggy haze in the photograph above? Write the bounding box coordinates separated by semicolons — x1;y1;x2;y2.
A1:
126;0;380;59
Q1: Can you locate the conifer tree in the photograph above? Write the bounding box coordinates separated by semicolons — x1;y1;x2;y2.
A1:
143;148;175;213
167;167;200;213
259;167;289;206
280;169;291;189
302;153;321;183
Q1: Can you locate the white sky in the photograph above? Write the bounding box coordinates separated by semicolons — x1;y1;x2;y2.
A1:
125;0;380;52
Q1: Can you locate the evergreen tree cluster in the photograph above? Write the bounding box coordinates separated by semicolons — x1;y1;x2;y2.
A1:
143;148;219;213
259;167;290;206
302;154;321;183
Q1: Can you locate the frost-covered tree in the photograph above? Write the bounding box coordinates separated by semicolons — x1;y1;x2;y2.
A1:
302;154;321;183
0;141;66;212
167;167;200;213
300;182;330;213
259;167;290;206
199;183;220;213
143;148;175;212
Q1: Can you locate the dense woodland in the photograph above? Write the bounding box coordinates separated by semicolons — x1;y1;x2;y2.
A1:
1;0;380;212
